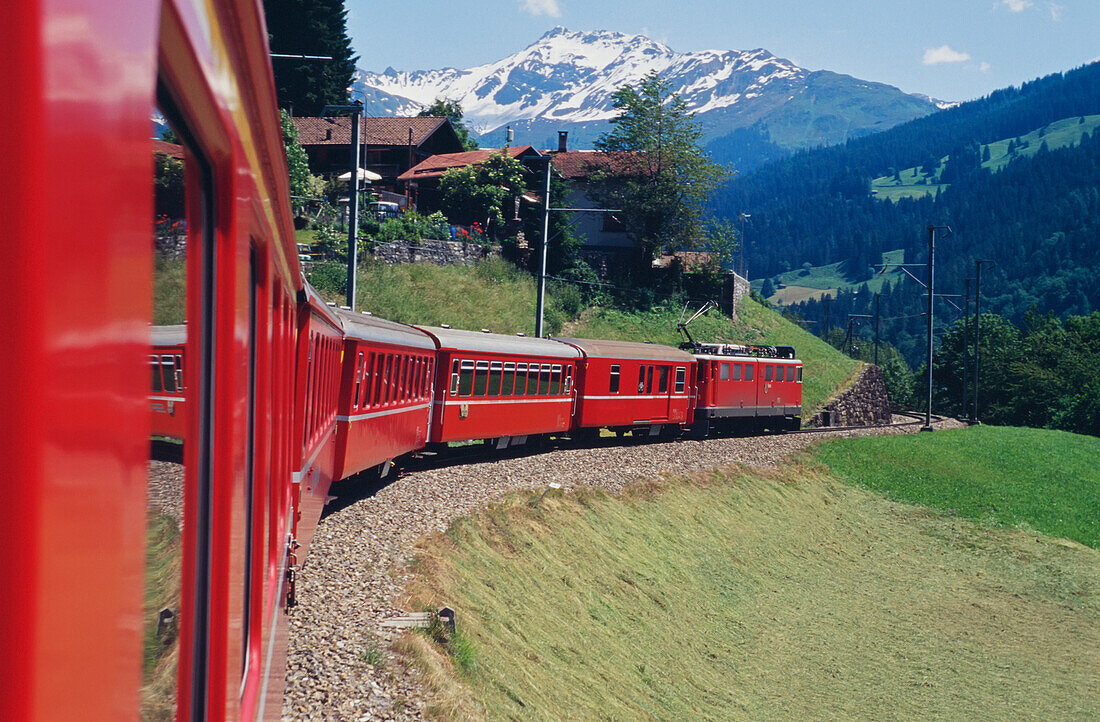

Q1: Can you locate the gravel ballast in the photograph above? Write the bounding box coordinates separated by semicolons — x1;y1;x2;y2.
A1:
281;418;964;720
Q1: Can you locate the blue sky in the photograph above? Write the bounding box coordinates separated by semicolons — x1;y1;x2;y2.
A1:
346;0;1099;103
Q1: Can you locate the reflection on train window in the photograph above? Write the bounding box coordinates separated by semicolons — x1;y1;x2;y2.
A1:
502;363;515;395
658;366;669;394
609;364;620;393
564;366;573;393
537;364;550;395
674;367;686;393
637;366;645;393
457;360;474;396
473;361;489;396
488;361;502;397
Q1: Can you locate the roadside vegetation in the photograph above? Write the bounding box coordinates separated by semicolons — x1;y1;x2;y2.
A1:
401;427;1099;718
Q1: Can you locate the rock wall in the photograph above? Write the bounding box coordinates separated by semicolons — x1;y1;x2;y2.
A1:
810;363;892;427
726;272;749;319
371;239;500;266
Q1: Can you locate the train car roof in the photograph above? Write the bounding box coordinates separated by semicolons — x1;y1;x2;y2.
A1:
151;324;187;346
414;326;581;359
333;309;436;350
552;337;695;363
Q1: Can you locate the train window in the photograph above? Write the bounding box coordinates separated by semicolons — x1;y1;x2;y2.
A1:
719;363;730;381
473;361;489;395
658;366;669;394
731;363;741;381
787;365;795;382
550;365;562;395
527;364;540;396
362;353;373;408
675;367;686;393
637;366;646;393
765;365;773;382
372;355;383;406
405;356;413;400
458;360;475;396
797;367;803;383
450;359;460;395
745;364;754;381
502;363;515;395
354;352;364;409
146;95;214;717
538;364;551;395
383;354;393;404
488;361;503;397
646;365;654;394
565;366;573;394
609;364;621;393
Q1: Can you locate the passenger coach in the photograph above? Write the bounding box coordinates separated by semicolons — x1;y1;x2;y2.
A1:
419;326;581;447
333;309;435;480
554;337;696;438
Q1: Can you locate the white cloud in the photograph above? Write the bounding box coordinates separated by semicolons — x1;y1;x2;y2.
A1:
1048;2;1064;20
1000;0;1032;11
980;62;992;72
519;0;561;17
923;45;972;65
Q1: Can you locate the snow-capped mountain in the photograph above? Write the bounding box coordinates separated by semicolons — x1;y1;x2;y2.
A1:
353;27;942;160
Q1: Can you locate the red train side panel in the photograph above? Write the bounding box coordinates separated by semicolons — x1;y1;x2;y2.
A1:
333;309;436;480
554;337;696;432
692;344;803;431
418;327;580;444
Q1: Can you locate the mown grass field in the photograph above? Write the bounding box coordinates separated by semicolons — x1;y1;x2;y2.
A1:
403;426;1099;719
870;114;1100;202
753;250;905;303
813;425;1100;548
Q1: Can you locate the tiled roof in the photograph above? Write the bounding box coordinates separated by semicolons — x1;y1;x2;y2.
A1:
398;146;541;182
550;150;642;179
153;140;184;159
291;116;450;147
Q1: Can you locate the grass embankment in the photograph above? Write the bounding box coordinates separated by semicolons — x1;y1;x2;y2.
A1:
404;428;1099;718
814;425;1100;548
352;257;578;337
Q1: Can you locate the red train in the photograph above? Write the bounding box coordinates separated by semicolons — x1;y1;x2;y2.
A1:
6;0;800;718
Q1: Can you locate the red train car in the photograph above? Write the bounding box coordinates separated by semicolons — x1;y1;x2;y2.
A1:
4;0;321;717
418;326;581;446
692;344;803;433
292;291;345;560
333;309;436;480
151;324;188;439
554;337;696;437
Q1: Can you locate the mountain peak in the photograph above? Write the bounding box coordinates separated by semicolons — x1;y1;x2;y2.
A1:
353;29;938;151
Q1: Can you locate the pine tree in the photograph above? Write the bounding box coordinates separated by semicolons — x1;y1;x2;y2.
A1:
264;0;357;116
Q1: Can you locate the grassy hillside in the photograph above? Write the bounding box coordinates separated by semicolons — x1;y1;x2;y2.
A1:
331;260;860;419
813;425;1100;548
403;445;1099;718
753;249;905;306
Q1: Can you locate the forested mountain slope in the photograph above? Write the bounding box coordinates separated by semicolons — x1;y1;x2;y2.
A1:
714;63;1100;361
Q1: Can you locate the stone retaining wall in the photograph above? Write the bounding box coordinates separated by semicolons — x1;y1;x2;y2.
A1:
810;363;892;427
370;239;500;266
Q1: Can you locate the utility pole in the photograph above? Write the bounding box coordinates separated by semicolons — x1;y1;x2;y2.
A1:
738;212;751;278
962;277;971;420
973;259;994;423
922;225;951;431
322;101;365;310
535;156;552;338
874;293;880;367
